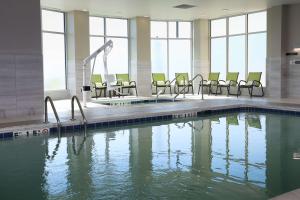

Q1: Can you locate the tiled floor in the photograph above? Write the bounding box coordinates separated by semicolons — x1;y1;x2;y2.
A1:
1;94;300;132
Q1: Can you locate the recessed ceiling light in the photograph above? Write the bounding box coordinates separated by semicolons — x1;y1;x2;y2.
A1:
174;4;196;9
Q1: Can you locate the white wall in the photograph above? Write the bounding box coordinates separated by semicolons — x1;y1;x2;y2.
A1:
0;0;44;123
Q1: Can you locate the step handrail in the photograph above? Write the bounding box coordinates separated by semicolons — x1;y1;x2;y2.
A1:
44;96;61;136
156;74;181;101
71;96;87;135
173;74;204;101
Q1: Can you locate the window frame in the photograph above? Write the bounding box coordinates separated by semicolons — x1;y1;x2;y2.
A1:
151;20;193;80
210;10;267;85
41;8;67;91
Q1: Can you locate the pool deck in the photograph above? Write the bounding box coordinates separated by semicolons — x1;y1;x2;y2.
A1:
1;94;300;133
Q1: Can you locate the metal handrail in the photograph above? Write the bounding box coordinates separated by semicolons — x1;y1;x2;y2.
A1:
44;96;61;136
71;96;87;135
173;74;204;101
156;75;181;101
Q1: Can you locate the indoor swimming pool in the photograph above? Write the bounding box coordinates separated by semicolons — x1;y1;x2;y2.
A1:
0;111;300;200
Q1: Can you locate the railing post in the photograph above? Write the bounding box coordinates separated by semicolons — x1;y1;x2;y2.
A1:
44;97;48;123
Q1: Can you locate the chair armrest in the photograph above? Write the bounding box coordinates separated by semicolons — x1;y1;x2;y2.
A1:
152;81;157;86
229;80;238;86
129;81;136;86
252;80;262;87
238;80;247;86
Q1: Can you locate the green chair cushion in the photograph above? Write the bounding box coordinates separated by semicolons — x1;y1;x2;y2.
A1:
226;72;239;86
209;72;220;81
152;73;166;82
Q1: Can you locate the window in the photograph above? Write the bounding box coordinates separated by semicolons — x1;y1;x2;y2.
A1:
42;10;66;91
210;11;267;85
89;17;128;75
151;21;192;80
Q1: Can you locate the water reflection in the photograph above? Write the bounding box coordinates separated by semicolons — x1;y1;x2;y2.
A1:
1;112;300;199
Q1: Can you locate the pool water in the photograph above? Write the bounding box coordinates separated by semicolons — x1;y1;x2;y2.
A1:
1;112;300;200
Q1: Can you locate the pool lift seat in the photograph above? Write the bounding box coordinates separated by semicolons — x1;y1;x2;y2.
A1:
82;40;127;106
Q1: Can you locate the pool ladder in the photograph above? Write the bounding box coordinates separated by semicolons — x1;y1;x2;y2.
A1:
156;75;180;102
173;74;204;101
71;96;88;136
44;96;87;137
44;96;62;136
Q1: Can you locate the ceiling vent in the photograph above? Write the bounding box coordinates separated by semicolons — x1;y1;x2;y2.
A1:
174;4;196;9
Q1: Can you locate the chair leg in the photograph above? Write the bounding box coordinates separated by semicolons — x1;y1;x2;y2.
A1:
250;87;253;98
191;85;194;95
135;87;138;96
237;86;240;98
95;89;98;99
169;86;172;96
261;86;264;97
227;86;230;96
198;84;201;95
155;86;158;95
99;89;102;98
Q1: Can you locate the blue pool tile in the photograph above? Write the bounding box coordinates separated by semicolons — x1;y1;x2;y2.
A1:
127;119;134;124
87;123;96;129
3;132;13;138
65;126;74;131
50;127;58;134
108;121;116;126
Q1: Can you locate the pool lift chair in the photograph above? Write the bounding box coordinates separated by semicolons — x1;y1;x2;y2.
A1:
82;40;126;107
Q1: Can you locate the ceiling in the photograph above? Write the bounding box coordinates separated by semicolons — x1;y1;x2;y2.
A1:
41;0;300;20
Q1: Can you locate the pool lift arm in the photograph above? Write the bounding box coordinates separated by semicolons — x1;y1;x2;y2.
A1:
82;40;113;107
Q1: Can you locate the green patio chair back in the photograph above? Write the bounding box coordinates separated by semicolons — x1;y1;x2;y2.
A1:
116;74;130;82
91;74;103;83
247;72;262;87
175;73;189;85
116;73;131;86
152;73;166;82
226;72;239;86
91;74;105;88
208;72;220;81
152;73;167;86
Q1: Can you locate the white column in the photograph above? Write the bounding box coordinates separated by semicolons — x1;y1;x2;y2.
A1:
66;11;90;100
193;19;210;91
129;17;152;97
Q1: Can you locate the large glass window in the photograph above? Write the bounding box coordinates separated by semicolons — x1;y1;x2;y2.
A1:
89;17;128;75
210;11;267;85
151;21;192;80
42;10;66;91
211;38;227;80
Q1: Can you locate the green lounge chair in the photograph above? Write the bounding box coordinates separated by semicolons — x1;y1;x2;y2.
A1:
116;74;138;96
237;72;264;97
175;73;194;95
198;72;220;95
216;72;239;96
152;73;172;95
91;74;107;98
